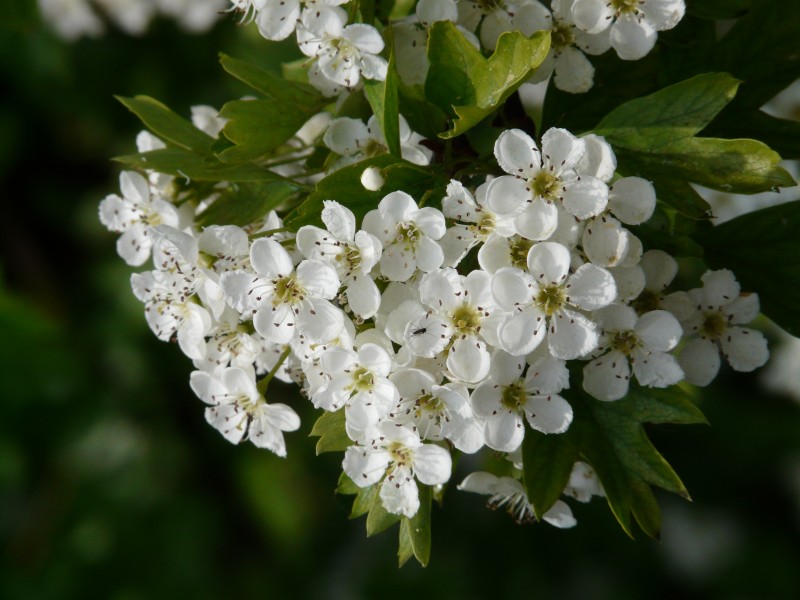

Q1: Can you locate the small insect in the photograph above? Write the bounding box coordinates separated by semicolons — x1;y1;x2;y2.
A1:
411;327;428;336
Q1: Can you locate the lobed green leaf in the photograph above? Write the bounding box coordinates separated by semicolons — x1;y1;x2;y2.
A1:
309;409;351;455
197;181;300;227
364;37;401;157
398;484;432;567
117;95;214;153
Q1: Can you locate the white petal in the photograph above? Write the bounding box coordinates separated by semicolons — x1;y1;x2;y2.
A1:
457;471;500;494
343;23;384;54
116;226;151;266
549;309;599;359
583;350;631;401
609;177;656;225
420;268;463;311
205;403;247;444
498;310;547;356
416;0;458;24
484;410;525;452
725;293;760;325
415;236;445;272
494;129;541;178
323;117;370;156
524;394;573;434
721;327;769;372
413;444;452;485
120;171;150;205
255;0;300;41
486;175;530;216
553;46;595;94
254;303;296;344
541;128;585;173
514;199;559;241
636;310;683;352
679;337;720;386
380;468;419;517
582;216;629;267
611;14;657;60
321;200;356;241
542;499;577;528
527;241;571;284
440;225;477;268
566;263;617;310
572;0;614;33
700;269;740;310
297;259;340;299
562;176;608;219
297;298;344;342
610;265;646;302
447;338;491;383
641;249;678;291
251;238;293;277
641;0;686;30
415;207;447;240
633;350;684;388
492;267;532;310
346;276;381;319
580;134;617;182
343;446;390;487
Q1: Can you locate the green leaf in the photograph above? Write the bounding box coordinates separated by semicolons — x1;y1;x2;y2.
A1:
397;81;448;140
702;199;800;336
114;148;285;183
218;99;318;163
650;178;712;221
595;73;741;144
219;53;323;110
117;95;214;153
364;39;401;157
705;109;800;161
594;74;795;194
366;485;401;536
398;484;432;567
425;22;550;138
564;382;706;538
351;485;379;519
336;472;361;496
522;428;580;520
197;181;300;227
286;155;437;230
309;410;351;455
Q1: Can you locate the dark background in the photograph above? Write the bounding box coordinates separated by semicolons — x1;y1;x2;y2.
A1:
2;5;800;599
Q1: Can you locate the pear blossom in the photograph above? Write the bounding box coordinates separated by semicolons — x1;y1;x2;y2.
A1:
571;0;686;60
492;241;617;359
38;0;105;40
362;191;446;282
631;250;694;320
189;366;300;456
323;115;433;168
583;304;684;401
297;6;388;92
458;472;576;527
471;350;573;452
679;270;768;386
343;422;452;517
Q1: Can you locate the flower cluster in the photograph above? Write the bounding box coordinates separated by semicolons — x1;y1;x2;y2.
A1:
100;107;767;523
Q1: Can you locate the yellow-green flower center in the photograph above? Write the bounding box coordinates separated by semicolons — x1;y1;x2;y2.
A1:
631;290;660;315
535;284;566;316
551;20;576;50
416;393;445;417
531;170;561;202
611;0;641;16
701;311;728;339
451;303;482;335
273;274;304;306
351;366;375;392
388;442;412;466
500;382;526;411
396;222;421;251
509;237;534;269
610;331;639;355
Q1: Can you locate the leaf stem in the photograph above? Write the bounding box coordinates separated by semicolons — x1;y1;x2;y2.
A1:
258;346;292;395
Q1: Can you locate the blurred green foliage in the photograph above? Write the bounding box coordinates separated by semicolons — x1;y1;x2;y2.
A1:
2;6;800;600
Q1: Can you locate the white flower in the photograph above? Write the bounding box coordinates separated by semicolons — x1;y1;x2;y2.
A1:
571;0;686;60
189;366;300;456
296;201;383;319
389;368;485;453
363;191;446;282
323;115;433;167
678;270;768;386
487;128;610;241
458;472;576;527
471;350;573;452
220;238;344;344
94;0;156;36
98;171;180;266
343;422;452;518
583;304;684;401
297;6;388;92
563;460;605;502
38;0;104;40
310;343;399;435
632;249;695;320
492;241;617;358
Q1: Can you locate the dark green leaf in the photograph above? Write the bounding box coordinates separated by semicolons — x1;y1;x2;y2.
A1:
117;95;214;153
218;99;317;163
364;38;401;157
286;155;437;230
398;484;432;567
650;178;712;221
425;22;550;138
397;80;449;140
309;409;351;455
702;199;800;336
351;485;379;519
219;53;323;110
197;181;299;227
522;428;580;520
564;382;706;538
704;109;800;161
114;148;285;183
336;472;361;496
595;73;741;144
366;486;401;536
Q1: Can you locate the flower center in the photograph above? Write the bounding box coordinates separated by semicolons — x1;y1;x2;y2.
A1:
351;366;375;392
472;212;495;237
388;442;412;466
509;236;534;269
396;222;421;251
535;284;566;316
335;244;362;274
610;0;641;16
551;20;576;50
701;311;728;339
474;0;505;13
500;381;526;411
631;289;660;315
273;274;304;306
416;393;445;416
361;137;387;158
451;303;482;335
610;331;639;355
531;170;561;202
